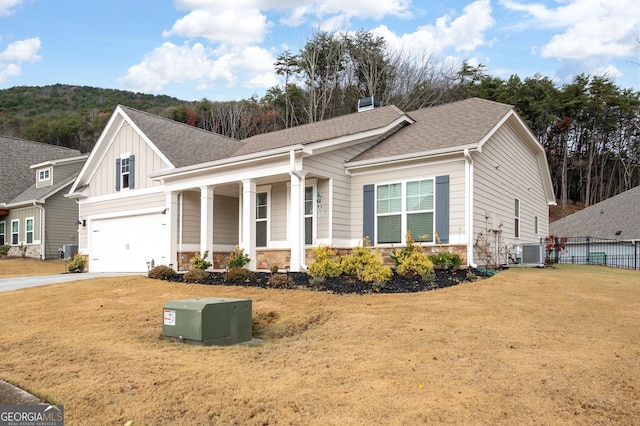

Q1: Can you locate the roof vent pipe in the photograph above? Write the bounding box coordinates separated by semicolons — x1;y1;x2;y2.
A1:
357;96;381;112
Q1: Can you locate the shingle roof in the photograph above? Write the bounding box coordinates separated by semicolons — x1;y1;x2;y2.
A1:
0;136;81;204
350;98;514;162
234;105;407;157
549;185;640;240
7;171;80;206
120;106;245;168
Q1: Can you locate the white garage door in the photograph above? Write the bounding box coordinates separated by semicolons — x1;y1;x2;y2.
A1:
90;214;167;273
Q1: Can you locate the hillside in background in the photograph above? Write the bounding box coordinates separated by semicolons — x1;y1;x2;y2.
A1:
0;84;188;153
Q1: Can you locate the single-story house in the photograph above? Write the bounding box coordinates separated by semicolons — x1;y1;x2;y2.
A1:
67;97;555;273
549;185;640;269
0;136;87;259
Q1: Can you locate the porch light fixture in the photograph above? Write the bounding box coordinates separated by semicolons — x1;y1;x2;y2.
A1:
75;219;86;227
161;208;167;214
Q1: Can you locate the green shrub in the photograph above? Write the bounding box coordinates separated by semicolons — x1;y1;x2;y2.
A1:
0;244;9;256
148;265;177;280
225;267;255;284
227;246;251;269
307;245;342;279
270;265;279;274
268;273;293;288
341;238;392;284
183;268;209;283
396;250;433;277
428;251;462;270
190;250;212;270
67;254;85;273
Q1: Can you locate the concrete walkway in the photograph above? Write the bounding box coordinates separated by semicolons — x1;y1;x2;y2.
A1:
0;272;143;292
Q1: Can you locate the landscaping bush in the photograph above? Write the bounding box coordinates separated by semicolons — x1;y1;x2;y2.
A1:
268;273;293;288
190;250;212;270
307;245;342;279
428;251;462;270
183;268;210;283
67;254;85;273
392;231;433;277
341;238;392;285
227;246;250;269
148;265;177;280
225;267;255;284
0;244;9;257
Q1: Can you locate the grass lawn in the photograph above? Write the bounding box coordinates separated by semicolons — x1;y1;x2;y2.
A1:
1;259;639;425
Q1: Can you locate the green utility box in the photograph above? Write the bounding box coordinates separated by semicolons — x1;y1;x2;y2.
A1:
162;297;252;346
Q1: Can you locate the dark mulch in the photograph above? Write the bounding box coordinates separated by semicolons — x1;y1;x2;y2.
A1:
168;268;491;295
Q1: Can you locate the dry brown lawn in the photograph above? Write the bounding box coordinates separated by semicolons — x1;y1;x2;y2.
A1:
0;259;639;425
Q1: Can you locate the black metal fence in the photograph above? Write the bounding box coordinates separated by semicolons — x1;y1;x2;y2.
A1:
545;236;640;270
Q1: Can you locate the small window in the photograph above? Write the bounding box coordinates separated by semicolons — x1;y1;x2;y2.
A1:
256;191;268;247
514;199;520;238
11;220;19;245
0;222;5;245
305;186;314;245
534;216;539;235
116;155;135;191
25;218;34;244
38;169;51;181
121;157;130;189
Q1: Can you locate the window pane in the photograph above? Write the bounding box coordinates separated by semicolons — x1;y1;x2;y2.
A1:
305;187;313;215
377;183;401;214
256;221;267;247
514;199;520;216
378;215;401;243
305;217;313;245
256;192;267;219
408;212;433;242
407;180;433;211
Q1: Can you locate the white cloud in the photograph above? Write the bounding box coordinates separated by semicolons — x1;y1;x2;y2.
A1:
372;0;494;56
0;0;23;16
0;37;41;83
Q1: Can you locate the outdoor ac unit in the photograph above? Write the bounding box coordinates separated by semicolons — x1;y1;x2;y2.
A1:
63;244;78;259
163;297;252;346
518;243;545;265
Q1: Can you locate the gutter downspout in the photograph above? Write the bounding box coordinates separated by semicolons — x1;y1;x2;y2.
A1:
464;149;478;268
289;149;309;270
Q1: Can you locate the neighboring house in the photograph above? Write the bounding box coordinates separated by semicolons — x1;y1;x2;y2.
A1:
549;185;640;269
68;98;555;273
0;136;86;259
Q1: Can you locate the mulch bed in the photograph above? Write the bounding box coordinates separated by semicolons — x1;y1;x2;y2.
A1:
168;268;491;295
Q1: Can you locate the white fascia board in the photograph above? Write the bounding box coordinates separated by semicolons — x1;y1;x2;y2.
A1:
30;154;89;169
151;145;304;181
345;144;477;172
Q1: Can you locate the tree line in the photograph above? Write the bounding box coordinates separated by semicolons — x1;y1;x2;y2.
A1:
1;30;639;210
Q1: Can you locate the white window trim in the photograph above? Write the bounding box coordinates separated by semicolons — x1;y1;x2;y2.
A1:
0;221;5;245
256;185;271;247
11;219;19;245
375;177;435;246
119;152;132;191
304;182;317;246
38;168;51;182
25;217;34;244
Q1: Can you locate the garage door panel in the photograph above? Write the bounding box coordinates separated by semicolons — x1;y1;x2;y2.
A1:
90;214;167;273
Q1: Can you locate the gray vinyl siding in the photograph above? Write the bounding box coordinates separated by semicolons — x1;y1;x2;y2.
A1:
44;184;79;258
4;207;36;245
473;123;549;249
213;194;239;245
304;141;376;242
89;123;168;197
270;182;287;242
349;158;467;244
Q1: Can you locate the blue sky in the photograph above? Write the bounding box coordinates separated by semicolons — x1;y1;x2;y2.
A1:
1;0;639;101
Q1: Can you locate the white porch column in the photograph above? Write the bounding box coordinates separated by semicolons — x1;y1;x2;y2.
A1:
200;185;214;266
165;191;178;270
240;179;257;270
289;171;306;272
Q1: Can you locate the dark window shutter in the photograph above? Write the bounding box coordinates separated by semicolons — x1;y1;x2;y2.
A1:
129;154;135;189
363;184;375;242
115;158;121;191
435;175;450;244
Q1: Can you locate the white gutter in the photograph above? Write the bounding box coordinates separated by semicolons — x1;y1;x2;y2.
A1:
345;144;478;172
464;149;478;268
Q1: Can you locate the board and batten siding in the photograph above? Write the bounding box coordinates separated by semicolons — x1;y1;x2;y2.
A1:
304;140;378;243
349;157;467;245
472;122;550;248
89;123;168;197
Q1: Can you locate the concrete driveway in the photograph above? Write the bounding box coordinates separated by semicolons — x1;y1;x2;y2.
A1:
0;272;143;292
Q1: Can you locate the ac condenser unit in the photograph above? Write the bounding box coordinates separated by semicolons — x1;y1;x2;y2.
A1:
63;244;78;259
163;297;252;346
518;243;545;265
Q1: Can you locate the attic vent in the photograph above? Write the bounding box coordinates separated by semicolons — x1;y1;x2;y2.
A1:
357;96;381;112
